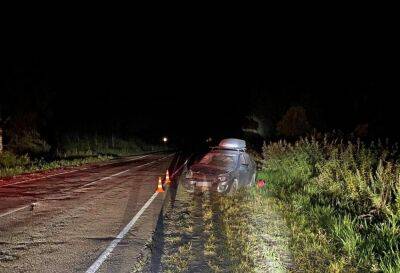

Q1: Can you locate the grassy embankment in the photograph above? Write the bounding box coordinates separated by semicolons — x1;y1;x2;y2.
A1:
258;137;400;273
0;135;164;178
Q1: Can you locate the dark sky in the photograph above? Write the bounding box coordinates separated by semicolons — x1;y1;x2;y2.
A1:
1;32;399;144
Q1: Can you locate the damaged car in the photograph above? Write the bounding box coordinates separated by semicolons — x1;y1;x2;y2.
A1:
183;138;256;194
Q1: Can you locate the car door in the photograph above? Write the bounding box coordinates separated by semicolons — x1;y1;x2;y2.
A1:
238;153;250;186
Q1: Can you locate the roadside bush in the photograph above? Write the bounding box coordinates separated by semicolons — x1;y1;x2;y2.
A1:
0;151;30;168
259;136;400;272
8;129;51;155
56;133;164;157
6;112;51;155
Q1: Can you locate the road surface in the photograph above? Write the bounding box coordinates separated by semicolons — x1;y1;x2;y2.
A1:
0;153;179;273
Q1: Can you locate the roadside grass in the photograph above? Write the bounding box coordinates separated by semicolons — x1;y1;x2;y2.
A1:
203;193;225;272
164;242;193;273
159;187;196;273
258;136;400;272
56;134;164;157
0;153;112;178
1;133;166;179
154;183;292;273
219;188;291;273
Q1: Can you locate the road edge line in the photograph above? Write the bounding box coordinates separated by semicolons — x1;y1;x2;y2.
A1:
0;202;37;218
85;192;159;273
0;154;151;189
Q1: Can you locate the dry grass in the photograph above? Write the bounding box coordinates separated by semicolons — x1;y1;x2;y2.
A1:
0;153;112;178
152;177;292;272
219;189;291;273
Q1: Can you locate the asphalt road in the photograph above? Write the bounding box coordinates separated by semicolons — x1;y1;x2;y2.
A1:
0;153;177;273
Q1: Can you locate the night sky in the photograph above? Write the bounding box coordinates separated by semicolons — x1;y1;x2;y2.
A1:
1;38;398;147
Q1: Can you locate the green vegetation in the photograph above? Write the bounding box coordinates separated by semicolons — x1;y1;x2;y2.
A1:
55;133;163;157
1;111;166;178
1;132;165;179
0;151;111;178
158;186;196;273
219;189;292;273
258;137;400;272
5;112;51;155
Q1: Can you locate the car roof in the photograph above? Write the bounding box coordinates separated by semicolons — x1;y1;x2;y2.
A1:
211;138;246;152
219;138;246;149
208;149;240;156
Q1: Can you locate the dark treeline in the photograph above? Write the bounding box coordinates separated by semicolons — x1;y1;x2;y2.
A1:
1;57;399;154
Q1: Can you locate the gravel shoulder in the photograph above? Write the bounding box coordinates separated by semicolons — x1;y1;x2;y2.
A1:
141;177;294;273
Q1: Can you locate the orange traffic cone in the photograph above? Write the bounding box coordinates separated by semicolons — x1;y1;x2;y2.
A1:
156;177;164;193
165;170;171;184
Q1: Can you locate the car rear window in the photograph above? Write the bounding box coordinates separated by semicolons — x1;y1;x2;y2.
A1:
199;153;238;168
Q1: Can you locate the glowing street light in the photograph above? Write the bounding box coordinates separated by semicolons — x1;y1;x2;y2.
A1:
162;136;168;143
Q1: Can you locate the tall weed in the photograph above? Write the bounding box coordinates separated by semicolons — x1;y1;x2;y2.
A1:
260;136;400;272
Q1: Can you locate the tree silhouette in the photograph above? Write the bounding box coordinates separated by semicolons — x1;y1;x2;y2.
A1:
277;106;310;138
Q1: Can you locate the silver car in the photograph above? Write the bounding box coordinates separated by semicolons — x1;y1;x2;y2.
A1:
183;138;256;194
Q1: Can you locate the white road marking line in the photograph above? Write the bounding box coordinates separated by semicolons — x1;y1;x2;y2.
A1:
0;154;173;218
0;202;38;218
97;155;149;167
0;169;82;188
0;155;150;189
85;192;159;273
110;170;130;177
77;170;130;189
76;154;173;190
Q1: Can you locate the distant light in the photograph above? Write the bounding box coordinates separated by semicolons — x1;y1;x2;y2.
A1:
162;137;168;143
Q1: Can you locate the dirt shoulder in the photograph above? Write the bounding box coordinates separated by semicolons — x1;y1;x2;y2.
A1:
140;180;294;273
